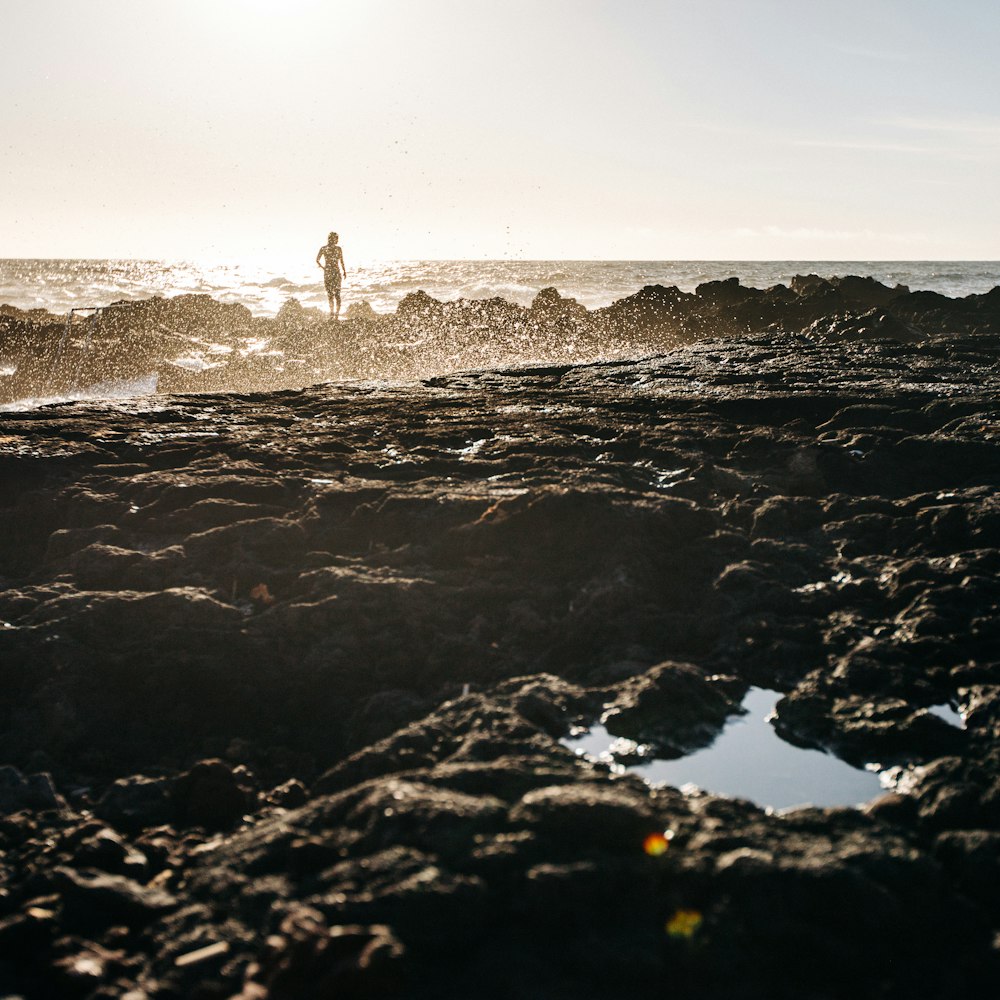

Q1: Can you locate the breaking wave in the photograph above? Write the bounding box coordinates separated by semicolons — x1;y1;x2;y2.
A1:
2;259;998;318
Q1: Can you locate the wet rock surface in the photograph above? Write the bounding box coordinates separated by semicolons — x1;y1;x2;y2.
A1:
3;273;1000;404
1;301;1000;996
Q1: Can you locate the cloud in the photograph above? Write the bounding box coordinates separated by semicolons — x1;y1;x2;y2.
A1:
882;116;1000;140
832;44;911;62
729;226;929;244
791;135;989;163
792;138;939;155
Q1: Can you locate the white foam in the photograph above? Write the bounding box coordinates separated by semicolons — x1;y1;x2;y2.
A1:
0;372;158;412
2;259;998;319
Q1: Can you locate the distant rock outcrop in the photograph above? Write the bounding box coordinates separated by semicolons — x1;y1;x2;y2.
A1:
2;275;999;405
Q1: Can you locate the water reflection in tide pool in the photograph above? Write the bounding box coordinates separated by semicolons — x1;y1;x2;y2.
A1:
563;688;885;811
927;702;965;728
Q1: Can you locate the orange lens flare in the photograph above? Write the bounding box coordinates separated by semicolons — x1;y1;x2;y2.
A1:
643;831;672;856
666;908;703;939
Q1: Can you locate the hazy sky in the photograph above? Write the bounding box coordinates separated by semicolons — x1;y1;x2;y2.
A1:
3;0;998;262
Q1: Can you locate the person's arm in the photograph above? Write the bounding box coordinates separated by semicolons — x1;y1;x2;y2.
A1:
315;247;325;268
340;248;347;277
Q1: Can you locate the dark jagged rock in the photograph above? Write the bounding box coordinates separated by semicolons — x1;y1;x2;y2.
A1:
830;274;910;308
395;289;447;322
0;321;999;997
3;274;1000;403
0;766;66;815
171;758;256;831
529;285;587;323
773;683;968;766
601;662;746;757
94;774;173;833
231;906;406;1000
51;865;176;926
695;275;752;308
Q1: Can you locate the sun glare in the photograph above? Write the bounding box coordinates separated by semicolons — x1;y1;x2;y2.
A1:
201;0;365;35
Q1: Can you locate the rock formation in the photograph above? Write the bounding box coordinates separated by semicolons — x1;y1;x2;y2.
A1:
3;275;1000;405
1;281;999;997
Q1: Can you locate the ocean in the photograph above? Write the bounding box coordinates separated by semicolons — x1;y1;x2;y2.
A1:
2;259;998;318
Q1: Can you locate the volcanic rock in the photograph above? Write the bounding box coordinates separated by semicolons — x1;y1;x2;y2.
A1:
1;305;999;997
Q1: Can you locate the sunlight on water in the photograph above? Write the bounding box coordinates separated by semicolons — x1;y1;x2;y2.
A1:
563;688;885;811
0;373;158;412
171;355;226;372
2;259;997;407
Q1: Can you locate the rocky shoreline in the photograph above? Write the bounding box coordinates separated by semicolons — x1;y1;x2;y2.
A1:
1;279;1000;997
2;272;1000;405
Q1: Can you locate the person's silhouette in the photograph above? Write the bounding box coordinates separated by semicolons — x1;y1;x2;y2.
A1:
315;232;347;318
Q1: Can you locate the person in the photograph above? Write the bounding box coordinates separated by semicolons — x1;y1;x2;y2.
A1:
315;232;347;318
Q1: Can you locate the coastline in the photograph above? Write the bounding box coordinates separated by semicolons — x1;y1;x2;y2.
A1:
2;271;999;409
1;276;998;997
2;259;999;318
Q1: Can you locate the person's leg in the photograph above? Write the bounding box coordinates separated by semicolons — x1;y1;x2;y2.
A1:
325;273;337;316
334;289;342;320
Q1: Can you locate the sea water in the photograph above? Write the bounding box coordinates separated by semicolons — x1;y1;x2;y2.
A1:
563;688;969;811
2;259;998;318
3;259;998;410
563;688;885;811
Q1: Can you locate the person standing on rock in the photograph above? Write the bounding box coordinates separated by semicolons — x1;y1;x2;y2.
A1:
315;232;347;319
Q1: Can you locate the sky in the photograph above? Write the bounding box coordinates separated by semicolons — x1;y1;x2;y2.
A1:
2;0;999;262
